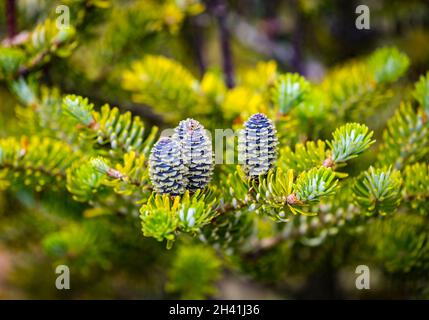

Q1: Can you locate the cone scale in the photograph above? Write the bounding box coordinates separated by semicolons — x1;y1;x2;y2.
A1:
174;119;214;192
149;137;187;195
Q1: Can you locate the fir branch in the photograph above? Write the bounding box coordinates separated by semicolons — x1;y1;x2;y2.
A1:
367;47;410;84
279;123;375;174
62;95;95;127
62;95;158;158
6;0;17;39
140;191;217;247
206;0;235;88
122;55;200;119
403;162;429;215
173;118;214;192
67;161;105;202
0;47;26;80
149;137;187;196
9;19;76;78
294;167;338;203
17;47;51;78
271;73;310;114
12;81;82;147
279;140;327;173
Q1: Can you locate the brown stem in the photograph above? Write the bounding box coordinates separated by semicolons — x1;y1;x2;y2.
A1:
106;167;148;189
291;0;305;75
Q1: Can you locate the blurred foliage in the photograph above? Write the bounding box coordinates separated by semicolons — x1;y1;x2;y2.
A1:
0;0;429;300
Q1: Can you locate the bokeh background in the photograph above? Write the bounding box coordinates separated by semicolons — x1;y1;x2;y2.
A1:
1;0;429;299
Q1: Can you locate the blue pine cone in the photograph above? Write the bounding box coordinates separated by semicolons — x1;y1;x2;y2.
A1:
238;113;278;177
149;137;187;195
174;118;214;192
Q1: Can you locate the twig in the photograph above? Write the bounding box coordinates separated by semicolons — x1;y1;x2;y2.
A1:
245;206;364;258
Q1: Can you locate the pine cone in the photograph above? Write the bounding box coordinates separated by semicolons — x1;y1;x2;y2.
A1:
149;137;187;195
238;113;278;178
174;118;214;192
